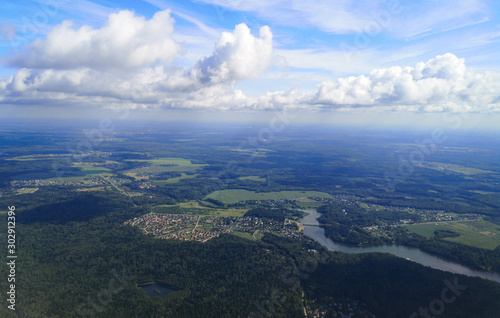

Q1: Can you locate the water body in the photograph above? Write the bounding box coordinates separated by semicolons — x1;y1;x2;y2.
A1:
300;209;500;284
138;283;176;297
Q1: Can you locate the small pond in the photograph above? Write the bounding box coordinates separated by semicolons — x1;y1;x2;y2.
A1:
138;283;176;297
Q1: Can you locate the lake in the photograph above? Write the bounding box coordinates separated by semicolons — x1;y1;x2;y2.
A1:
138;283;176;297
300;209;500;284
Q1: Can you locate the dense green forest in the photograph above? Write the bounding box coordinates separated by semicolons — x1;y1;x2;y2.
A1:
1;194;500;317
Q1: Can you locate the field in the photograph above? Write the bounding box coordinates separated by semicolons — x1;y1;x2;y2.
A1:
151;173;199;185
125;157;195;165
238;176;266;182
16;188;39;194
152;201;248;217
406;220;500;250
126;165;203;173
205;189;332;204
47;172;113;182
124;157;207;175
231;231;264;241
72;164;110;170
77;187;106;192
421;162;497;175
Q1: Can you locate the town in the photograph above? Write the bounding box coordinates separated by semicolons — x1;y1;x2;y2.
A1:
124;213;303;242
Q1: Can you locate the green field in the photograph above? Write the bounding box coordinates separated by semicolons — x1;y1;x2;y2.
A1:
238;176;267;182
294;201;325;208
47;172;113;182
406;220;500;250
72;164;111;171
16;188;39;194
127;165;204;173
422;162;496;175
126;157;205;166
151;173;198;185
125;157;207;174
152;201;248;217
205;189;331;204
231;231;264;241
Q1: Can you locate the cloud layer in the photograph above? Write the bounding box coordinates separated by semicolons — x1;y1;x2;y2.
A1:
0;8;499;113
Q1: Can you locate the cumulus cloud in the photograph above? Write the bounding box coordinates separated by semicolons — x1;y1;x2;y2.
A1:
191;24;273;84
0;12;274;109
310;53;500;112
6;10;180;70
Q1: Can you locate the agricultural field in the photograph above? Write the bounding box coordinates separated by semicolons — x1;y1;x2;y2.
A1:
238;176;266;182
124;158;207;176
76;187;106;192
126;165;202;173
231;230;264;241
71;164;111;172
406;220;500;250
151;173;199;185
47;172;113;182
421;162;497;175
16;187;39;194
205;189;332;204
294;197;325;208
125;157;199;165
123;158;208;178
152;201;248;217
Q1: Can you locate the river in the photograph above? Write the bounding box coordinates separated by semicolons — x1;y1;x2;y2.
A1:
300;209;500;284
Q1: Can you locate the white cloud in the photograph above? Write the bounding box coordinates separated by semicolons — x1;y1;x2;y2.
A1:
0;12;274;110
310;53;500;112
1;7;499;113
191;24;273;84
6;10;180;70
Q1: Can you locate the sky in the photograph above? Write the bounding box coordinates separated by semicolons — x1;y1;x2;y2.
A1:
1;0;500;129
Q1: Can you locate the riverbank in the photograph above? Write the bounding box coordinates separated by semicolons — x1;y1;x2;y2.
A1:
300;209;500;284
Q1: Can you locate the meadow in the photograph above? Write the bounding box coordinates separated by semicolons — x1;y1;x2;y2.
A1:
152;201;248;217
406;220;500;250
151;173;199;185
205;189;332;204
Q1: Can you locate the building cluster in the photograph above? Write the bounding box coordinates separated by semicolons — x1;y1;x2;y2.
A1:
11;179;82;187
124;213;303;242
328;195;483;227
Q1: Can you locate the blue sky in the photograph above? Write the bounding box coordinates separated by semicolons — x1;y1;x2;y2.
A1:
1;0;500;128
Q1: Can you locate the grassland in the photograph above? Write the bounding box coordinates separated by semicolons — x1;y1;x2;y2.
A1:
294;200;325;208
16;188;39;194
126;157;206;166
71;164;111;171
123;157;207;176
205;189;332;204
238;176;266;182
152;201;248;217
151;173;198;185
421;162;497;175
126;165;203;173
77;187;106;192
231;231;264;241
406;220;500;250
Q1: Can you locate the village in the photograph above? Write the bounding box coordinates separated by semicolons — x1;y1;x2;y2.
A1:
123;213;304;242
